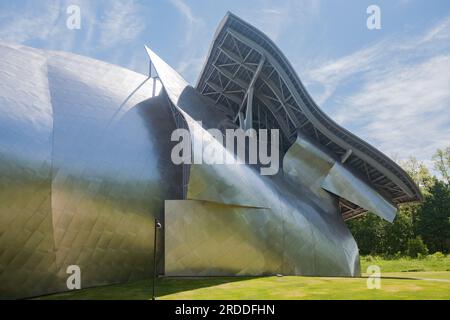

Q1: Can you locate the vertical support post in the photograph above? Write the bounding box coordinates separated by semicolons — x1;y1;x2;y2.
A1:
238;112;245;129
149;59;153;78
149;58;158;98
152;218;161;300
152;77;157;97
234;55;266;128
244;86;254;130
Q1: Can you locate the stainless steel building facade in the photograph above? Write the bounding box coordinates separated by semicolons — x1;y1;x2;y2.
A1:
0;13;421;299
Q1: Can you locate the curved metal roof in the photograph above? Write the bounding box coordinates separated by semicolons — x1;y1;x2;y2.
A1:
196;12;422;219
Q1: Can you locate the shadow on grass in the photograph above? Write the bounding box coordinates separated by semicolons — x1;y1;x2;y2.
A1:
34;276;259;300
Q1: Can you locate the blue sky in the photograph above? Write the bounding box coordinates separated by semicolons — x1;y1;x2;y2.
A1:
0;0;449;169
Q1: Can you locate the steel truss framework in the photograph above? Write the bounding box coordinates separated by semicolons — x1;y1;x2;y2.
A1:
196;13;422;220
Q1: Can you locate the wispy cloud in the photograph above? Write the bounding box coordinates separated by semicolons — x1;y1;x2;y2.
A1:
0;2;61;43
97;0;145;49
305;15;450;104
305;15;450;162
0;0;149;72
305;42;387;104
419;15;450;44
168;0;207;82
251;0;321;41
168;0;199;44
336;54;450;161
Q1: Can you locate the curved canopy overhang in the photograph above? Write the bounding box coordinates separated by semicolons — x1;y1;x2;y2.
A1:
196;12;422;220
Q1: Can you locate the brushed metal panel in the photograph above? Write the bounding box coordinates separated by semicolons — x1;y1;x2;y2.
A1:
48;56;180;287
322;163;397;222
0;43;182;298
150;46;360;277
285;135;396;222
48;53;157;287
0;44;59;299
165;200;282;276
283;134;337;215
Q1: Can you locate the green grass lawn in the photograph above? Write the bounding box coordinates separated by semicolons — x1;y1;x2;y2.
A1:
360;254;450;273
37;256;450;300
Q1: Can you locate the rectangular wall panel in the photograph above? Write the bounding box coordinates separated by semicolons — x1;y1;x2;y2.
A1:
165;200;282;276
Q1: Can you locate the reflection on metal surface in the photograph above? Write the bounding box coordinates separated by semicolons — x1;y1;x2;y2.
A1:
0;43;58;299
151;47;360;278
283;134;396;221
165;195;360;277
0;43;180;299
1;12;421;299
322;163;397;222
165;200;281;276
283;134;337;214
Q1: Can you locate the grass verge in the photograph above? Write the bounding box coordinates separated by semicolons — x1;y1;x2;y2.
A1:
36;256;450;300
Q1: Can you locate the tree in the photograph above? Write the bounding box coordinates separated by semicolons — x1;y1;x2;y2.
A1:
406;237;429;258
348;150;450;256
398;157;433;235
399;156;434;194
347;209;414;256
432;147;450;185
347;214;384;255
416;179;450;253
383;210;414;255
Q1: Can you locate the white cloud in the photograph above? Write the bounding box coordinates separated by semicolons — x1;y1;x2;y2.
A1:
336;55;450;160
305;42;387;104
0;0;98;53
168;0;199;44
306;16;450;105
251;0;321;41
168;0;207;83
419;15;450;44
0;2;61;43
98;0;145;48
0;0;150;75
304;15;450;163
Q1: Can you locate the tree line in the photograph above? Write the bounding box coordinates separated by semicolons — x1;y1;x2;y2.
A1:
348;147;450;257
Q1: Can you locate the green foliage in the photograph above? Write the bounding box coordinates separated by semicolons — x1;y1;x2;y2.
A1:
406;237;429;258
429;252;445;259
399;156;434;195
432;147;450;185
350;148;450;256
360;254;450;272
348;209;413;255
416;179;450;253
347;214;384;255
383;211;414;255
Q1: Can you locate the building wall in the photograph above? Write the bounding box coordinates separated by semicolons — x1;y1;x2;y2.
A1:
0;43;181;299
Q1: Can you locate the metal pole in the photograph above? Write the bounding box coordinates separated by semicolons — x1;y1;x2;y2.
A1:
152;218;159;300
152;77;157;97
149;59;153;78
